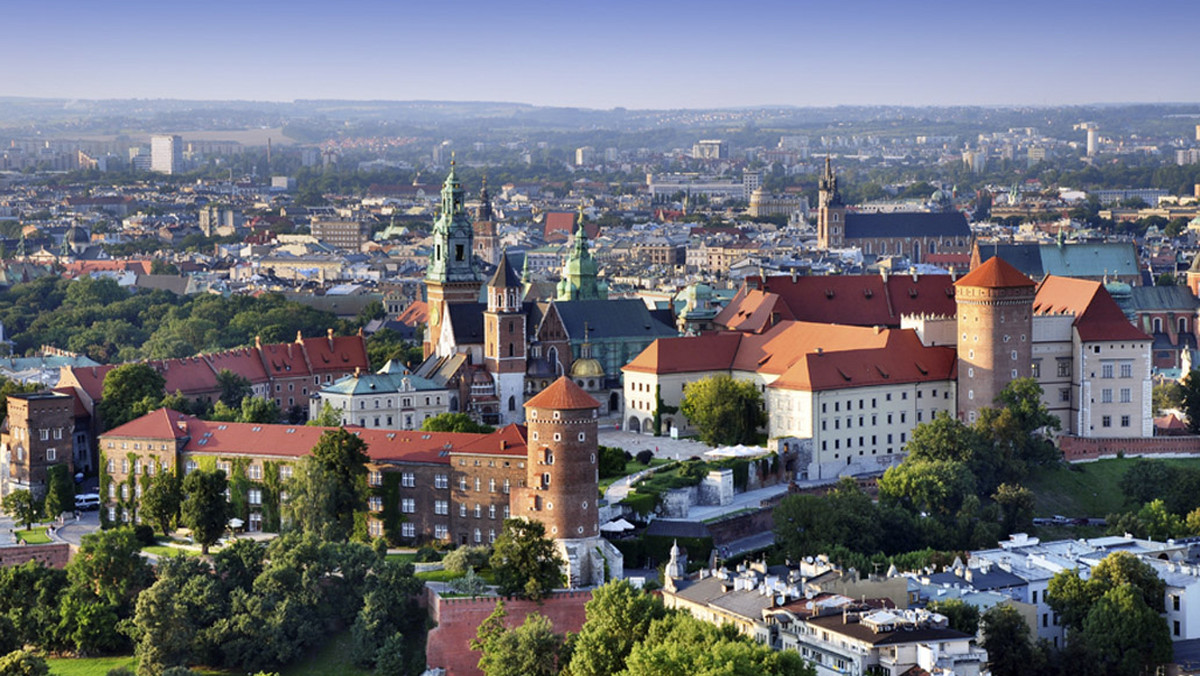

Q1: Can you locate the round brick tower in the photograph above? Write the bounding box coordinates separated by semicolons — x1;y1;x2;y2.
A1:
522;376;600;540
955;256;1036;423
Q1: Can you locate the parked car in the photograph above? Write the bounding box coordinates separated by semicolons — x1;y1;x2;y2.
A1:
74;493;101;511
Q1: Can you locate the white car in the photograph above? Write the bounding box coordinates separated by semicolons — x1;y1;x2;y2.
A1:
74;494;101;511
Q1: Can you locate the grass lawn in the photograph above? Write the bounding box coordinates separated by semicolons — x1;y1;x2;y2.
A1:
280;630;372;676
47;655;136;676
16;526;51;544
417;568;464;582
385;552;416;564
1026;457;1200;518
599;458;671;492
142;544;201;558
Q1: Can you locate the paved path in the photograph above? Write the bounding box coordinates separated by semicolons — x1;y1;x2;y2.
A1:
54;510;101;546
597;428;713;462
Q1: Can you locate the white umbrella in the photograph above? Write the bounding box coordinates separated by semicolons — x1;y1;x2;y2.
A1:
600;518;636;533
228;518;245;528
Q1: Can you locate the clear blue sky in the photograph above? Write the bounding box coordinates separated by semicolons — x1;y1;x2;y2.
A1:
5;0;1198;108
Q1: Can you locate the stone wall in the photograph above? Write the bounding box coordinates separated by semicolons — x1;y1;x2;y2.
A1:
1060;435;1200;462
425;588;591;676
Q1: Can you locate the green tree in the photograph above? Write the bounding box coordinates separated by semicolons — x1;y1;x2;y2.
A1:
1120;459;1175;505
1082;585;1172;676
976;377;1061;478
1153;380;1183;415
679;375;766;446
906;412;998;493
980;603;1035;676
878;459;975;517
621;612;812;676
992;483;1035;535
489;518;564;600
43;464;72;521
928;598;980;635
1;490;39;531
421;412;494;434
284;428;369;541
215;369;252;408
99;363;166;430
1048;551;1166;633
59;528;153;653
307;401;341;427
0;649;49;676
773;477;882;560
350;559;424;670
565;579;666;676
141;470;182;536
471;604;562;676
132;555;226;675
181;469;230;554
1183;370;1200;433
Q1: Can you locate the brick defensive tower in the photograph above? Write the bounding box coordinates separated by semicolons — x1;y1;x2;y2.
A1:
955;257;1036;423
521;376;622;587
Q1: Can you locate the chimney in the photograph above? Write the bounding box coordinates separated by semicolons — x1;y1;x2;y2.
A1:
500;439;507;450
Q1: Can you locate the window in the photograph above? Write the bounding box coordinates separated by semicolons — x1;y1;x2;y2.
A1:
503;479;510;494
368;496;382;512
185;460;198;474
489;505;496;519
1175;596;1182;612
434;500;448;515
401;472;414;488
1120;388;1131;403
122;458;129;473
1120;362;1133;378
121;484;129;499
46;448;56;462
1057;359;1071;377
503;506;510;519
402;523;416;538
1101;389;1113;403
435;525;448;539
542;472;551;488
474;528;482;544
474;477;481;491
217;461;231;474
435;474;448;489
474;504;481;519
1121;415;1131;427
106;458;114;473
460;503;467;517
39;429;48;441
108;484;115;498
1102;415;1112;428
401;499;416;513
1102;363;1114;378
1032;361;1041;377
279;465;293;480
489;478;496;492
248;464;262;480
249;489;262;505
53;427;62;440
368;520;382;538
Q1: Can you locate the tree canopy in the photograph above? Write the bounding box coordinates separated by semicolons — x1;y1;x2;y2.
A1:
679;375;766;446
99;363;166;430
489;518;565;601
284;428;369;541
421;412;494;434
181;469;231;554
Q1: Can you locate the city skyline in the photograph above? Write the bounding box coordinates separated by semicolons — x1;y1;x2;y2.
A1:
5;0;1199;110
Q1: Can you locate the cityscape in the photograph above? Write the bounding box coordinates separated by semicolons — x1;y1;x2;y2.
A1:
2;3;1200;676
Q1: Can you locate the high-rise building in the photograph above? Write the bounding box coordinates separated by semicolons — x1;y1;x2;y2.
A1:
150;135;183;174
574;146;595;166
692;139;728;160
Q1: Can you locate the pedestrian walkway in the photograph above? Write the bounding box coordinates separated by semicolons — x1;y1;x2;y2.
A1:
597;427;713;461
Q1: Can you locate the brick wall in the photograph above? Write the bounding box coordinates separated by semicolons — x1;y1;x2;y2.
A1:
0;542;71;568
425;589;591;676
1060;435;1200;462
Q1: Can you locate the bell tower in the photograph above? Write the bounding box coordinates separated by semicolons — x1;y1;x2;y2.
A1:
484;253;527;424
425;161;483;357
817;156;847;249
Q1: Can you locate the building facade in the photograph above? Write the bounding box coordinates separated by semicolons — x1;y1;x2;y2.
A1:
0;392;76;499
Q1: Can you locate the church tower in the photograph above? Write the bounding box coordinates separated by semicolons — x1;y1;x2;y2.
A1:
425;162;483;357
522;377;622;587
556;208;605;301
473;178;500;266
484;253;527;424
954;257;1036;423
817;156;847;249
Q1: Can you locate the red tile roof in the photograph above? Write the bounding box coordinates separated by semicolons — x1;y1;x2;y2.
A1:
396;300;428;327
524;376;600;410
103;408;191;440
544;212;599;240
623;332;744;374
722;274;957;332
454;423;528;456
302;333;369;374
956;256;1035;289
1033;276;1150;342
770;332;957;392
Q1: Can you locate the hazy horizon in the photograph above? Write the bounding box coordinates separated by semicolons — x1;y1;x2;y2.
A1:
6;0;1199;109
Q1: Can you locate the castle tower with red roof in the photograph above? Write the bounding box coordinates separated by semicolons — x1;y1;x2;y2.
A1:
955;256;1036;423
521;376;622;587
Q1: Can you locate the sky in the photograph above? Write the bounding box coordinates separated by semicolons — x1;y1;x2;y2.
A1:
4;0;1199;109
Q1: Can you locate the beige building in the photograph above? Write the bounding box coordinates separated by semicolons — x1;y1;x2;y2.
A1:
310;218;370;251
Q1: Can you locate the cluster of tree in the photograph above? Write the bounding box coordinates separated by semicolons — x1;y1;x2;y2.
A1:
1103;459;1200;540
1045;552;1172;676
131;533;424;675
0;528;152;656
679;375;766;446
471;579;813;676
0;276;349;364
1;466;75;529
775;379;1057;563
98;363;290;431
364;327;424;372
420;412;494;434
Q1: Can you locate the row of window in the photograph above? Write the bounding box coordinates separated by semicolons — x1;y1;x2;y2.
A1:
1099;415;1132;428
349;395;442;410
821;432;906;452
820;389;945;414
1098;388;1133;404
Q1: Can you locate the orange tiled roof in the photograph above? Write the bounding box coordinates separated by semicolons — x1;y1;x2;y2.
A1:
1033;276;1149;342
956;256;1035;289
524;376;600;411
103;408;191;440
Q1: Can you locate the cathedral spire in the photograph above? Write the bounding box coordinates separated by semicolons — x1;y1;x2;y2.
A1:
477;176;493;222
425;163;480;284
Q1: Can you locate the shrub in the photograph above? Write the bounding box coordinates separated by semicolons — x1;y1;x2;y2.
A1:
133;524;156;546
443;545;492;574
414;545;441;562
636;450;654;465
